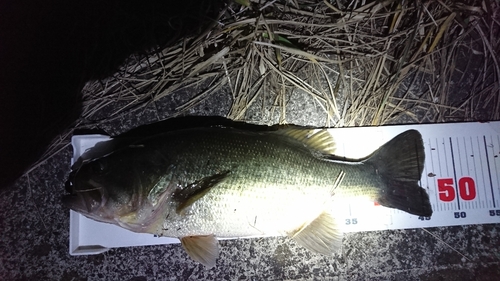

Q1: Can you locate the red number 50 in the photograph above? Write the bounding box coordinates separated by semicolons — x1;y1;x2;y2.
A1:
437;177;476;202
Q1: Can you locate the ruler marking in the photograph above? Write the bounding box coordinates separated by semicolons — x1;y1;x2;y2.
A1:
465;136;480;207
442;138;450;176
435;138;442;175
436;138;445;212
477;137;489;208
494;135;500;208
483;136;496;208
463;137;470;174
429;138;440;211
470;137;482;204
457;137;469;210
457;137;463;177
449;137;461;210
457;137;464;190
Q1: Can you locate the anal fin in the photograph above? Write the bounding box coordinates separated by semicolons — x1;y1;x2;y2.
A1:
290;211;343;255
181;235;219;268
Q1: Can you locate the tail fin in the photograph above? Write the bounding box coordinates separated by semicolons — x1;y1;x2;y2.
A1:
365;130;432;217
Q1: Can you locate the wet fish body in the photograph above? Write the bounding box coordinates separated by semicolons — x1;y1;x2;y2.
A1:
64;117;432;267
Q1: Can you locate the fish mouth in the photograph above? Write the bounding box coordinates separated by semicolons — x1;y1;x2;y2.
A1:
61;193;90;214
62;173;104;215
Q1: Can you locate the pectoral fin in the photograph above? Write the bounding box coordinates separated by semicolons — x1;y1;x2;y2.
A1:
290;211;343;255
174;171;230;215
181;235;219;268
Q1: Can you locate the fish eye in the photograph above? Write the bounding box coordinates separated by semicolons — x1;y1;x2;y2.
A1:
90;159;108;174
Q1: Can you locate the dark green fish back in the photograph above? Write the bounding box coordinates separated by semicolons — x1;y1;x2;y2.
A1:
147;127;337;190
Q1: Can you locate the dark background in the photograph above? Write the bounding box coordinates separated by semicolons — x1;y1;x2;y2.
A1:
0;0;226;189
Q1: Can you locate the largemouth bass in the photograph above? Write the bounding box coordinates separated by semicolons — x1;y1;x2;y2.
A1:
63;117;432;267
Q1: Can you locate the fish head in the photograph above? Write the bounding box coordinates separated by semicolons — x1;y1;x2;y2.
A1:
63;149;170;233
63;157;137;221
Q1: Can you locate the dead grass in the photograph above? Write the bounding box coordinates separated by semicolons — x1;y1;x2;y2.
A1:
28;0;500;172
77;0;499;128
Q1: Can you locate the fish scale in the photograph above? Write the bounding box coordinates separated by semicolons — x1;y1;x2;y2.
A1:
153;128;337;238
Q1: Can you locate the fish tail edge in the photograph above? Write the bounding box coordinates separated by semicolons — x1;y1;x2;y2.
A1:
365;130;433;217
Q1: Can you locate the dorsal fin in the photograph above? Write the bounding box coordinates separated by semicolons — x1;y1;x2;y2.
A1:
116;116;277;138
272;127;336;155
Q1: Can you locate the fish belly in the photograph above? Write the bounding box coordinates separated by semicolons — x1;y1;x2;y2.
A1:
161;180;331;238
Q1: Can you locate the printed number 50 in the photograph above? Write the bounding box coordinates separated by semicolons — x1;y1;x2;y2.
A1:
437;177;476;202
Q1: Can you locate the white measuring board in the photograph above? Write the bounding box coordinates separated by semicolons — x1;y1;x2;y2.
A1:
67;121;500;255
